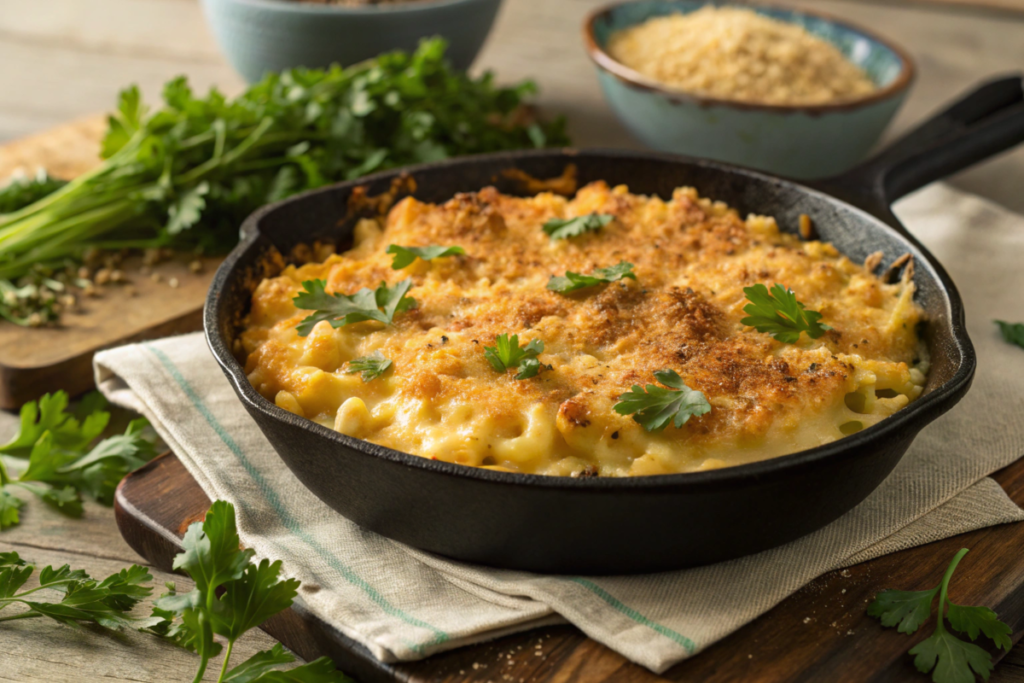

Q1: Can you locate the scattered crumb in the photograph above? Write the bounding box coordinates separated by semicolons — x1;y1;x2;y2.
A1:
841;589;847;594
168;277;180;289
151;273;162;283
747;654;753;659
846;629;855;636
472;662;481;670
94;268;111;285
189;259;204;274
111;269;124;283
830;621;838;628
77;266;91;279
839;570;851;578
803;617;812;624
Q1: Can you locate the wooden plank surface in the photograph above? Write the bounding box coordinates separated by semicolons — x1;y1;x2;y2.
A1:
115;452;1024;683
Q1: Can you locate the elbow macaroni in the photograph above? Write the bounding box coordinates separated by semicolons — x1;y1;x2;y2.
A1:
240;182;927;477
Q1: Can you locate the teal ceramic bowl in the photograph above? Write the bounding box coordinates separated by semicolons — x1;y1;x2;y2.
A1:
583;1;915;179
201;0;504;83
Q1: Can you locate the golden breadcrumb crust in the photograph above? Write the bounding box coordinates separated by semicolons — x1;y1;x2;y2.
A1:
241;182;925;476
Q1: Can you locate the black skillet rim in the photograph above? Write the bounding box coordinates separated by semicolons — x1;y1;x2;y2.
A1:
204;148;977;493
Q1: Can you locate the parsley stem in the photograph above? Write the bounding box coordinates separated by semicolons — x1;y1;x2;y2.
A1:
216;641;235;683
0;611;40;623
936;548;970;634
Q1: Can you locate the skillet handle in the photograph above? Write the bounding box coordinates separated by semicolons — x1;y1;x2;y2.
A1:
819;75;1024;213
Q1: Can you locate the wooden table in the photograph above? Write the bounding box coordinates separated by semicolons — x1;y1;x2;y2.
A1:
1;0;1023;681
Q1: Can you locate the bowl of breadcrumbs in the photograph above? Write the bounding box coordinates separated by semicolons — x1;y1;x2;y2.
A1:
583;1;914;178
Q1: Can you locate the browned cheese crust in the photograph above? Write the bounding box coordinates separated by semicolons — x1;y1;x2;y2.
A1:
240;182;926;476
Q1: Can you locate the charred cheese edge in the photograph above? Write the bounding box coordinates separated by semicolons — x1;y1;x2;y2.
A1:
240;182;927;477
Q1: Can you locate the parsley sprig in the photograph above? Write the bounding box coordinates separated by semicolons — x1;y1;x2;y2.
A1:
0;551;160;630
995;320;1024;349
0;391;159;529
148;501;351;682
484;334;546;380
387;244;465;270
542;213;614;240
613;369;711;432
547;261;636;293
0;503;350;682
293;279;416;336
346;350;392;382
868;548;1011;683
741;283;831;344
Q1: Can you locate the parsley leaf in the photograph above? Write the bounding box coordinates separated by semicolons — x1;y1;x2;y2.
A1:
947;603;1013;651
547;261;636;293
866;588;939;634
868;548;1012;683
0;490;24;530
0;394;158;529
151;501;348;682
613;369;711;432
484;334;546;380
0;559;156;630
909;631;993;683
0;390;109;457
386;244;465;270
542;213;614;240
741;283;832;344
346;351;392;382
995;320;1024;349
0;170;67;215
293;279;416;336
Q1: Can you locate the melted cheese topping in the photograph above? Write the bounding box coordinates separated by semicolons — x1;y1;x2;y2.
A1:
240;182;926;477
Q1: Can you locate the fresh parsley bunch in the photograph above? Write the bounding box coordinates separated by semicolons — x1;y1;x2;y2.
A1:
0;391;159;529
869;548;1012;683
0;38;568;322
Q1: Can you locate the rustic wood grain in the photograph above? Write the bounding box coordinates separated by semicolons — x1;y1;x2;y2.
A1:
114;452;1024;683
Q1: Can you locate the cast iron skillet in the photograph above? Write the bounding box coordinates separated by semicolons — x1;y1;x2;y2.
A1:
206;76;1024;574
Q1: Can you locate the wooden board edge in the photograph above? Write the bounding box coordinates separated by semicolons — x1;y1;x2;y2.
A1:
113;454;401;683
0;305;205;409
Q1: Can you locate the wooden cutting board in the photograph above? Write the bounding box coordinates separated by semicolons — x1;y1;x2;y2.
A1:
115;451;1024;683
0;118;221;409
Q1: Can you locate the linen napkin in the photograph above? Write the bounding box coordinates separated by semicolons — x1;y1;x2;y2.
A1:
94;184;1024;674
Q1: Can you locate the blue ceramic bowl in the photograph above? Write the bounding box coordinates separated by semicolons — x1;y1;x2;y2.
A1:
583;1;915;179
202;0;504;83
